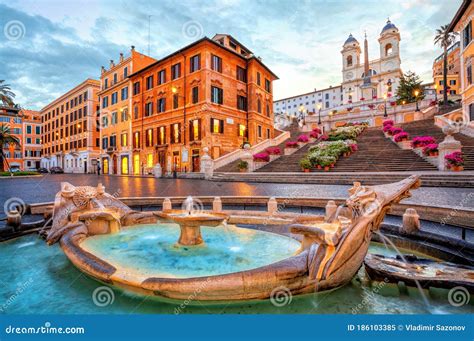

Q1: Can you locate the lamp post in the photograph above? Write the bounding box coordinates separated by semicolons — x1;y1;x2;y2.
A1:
414;89;420;112
383;93;388;117
317;103;322;125
299;104;306;125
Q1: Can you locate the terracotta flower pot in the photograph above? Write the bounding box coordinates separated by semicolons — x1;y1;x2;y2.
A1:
303;168;310;173
239;168;247;173
317;165;322;170
451;165;464;172
429;152;438;157
330;163;335;168
324;166;330;171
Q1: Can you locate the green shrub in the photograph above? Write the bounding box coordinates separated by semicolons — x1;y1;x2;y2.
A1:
299;158;312;169
0;171;40;176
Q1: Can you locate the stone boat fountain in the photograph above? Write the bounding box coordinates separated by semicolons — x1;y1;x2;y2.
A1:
47;176;420;302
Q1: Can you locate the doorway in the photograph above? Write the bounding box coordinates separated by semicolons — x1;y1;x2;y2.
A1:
121;156;129;175
112;155;118;175
133;154;140;175
103;158;109;174
191;149;200;172
172;151;180;172
84;161;87;174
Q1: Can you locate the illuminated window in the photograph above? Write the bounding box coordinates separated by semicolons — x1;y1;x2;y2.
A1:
238;124;246;137
133;131;140;148
121;133;128;147
146;128;153;147
172;123;181;143
158;126;166;145
147;153;153;168
211;118;223;133
190;120;200;141
133;154;140;175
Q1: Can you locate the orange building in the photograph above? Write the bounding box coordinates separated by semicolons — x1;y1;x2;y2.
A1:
432;41;460;97
40;79;101;173
21;109;42;170
449;0;474;126
129;34;278;174
0;105;23;171
98;46;156;175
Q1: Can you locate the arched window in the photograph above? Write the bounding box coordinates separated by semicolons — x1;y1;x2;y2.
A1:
346;55;353;67
385;43;393;56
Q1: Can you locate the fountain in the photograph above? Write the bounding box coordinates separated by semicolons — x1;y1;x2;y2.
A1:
46;176;422;302
156;196;229;246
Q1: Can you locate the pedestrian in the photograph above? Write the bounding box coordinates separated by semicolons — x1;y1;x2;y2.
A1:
97;162;101;175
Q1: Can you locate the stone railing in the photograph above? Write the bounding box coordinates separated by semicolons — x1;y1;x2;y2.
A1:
211;129;290;171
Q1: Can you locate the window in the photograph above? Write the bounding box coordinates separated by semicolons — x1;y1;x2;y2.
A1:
113;73;118;84
346;55;353;67
104;79;108;89
470;103;474;122
450;80;456;85
385;43;393;56
158;70;166;85
102;116;109;128
157;98;166;113
110;135;117;148
256;72;261;86
467;64;472;86
265;79;271;93
133;81;140;95
211;118;224;134
192;86;199;104
237;95;247;111
102;137;108;149
121;108;129;121
158;126;166;145
133;131;140;148
121;133;128;147
146;75;154;90
146;128;154;147
35;126;41;134
171;63;181;80
171;123;181;143
111;92;118;104
26;125;32;134
257;99;262;113
236;66;247;82
26;137;32;144
189;119;201;141
257;125;262;138
266;128;270;139
121;86;129;100
463;21;472;48
211;55;222;72
211;86;223;104
325;101;329;108
266;104;270;117
123;67;128;78
238;124;246;137
111;111;117;125
102;96;108;108
173;94;179;109
190;54;201;73
145;102;153;116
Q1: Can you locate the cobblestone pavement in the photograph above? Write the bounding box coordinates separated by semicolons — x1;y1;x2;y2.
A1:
1;174;473;213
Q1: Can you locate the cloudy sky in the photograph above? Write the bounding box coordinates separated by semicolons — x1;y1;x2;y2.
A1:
0;0;461;110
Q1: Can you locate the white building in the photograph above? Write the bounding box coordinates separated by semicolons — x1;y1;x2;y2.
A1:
273;85;343;121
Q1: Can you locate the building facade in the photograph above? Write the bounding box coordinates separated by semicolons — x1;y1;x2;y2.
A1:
0;105;23;171
449;0;474;126
129;34;277;174
341;20;402;104
433;41;461;97
21;109;42;170
98;47;156;175
273;86;342;119
40;79;101;173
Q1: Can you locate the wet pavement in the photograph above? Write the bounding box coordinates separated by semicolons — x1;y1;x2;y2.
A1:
0;174;473;213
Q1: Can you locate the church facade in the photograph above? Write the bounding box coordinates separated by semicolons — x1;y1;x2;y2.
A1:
341;20;402;104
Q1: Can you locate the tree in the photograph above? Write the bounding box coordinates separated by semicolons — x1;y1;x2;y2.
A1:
434;24;458;106
396;71;424;104
0;80;16;107
0;124;20;172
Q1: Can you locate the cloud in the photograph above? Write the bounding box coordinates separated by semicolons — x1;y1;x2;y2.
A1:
0;0;462;109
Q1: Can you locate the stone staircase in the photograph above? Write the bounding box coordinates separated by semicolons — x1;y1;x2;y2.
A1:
255;141;319;172
399;119;474;171
216;122;304;172
330;127;437;172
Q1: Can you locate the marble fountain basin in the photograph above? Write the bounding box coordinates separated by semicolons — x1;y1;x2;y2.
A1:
49;176;421;302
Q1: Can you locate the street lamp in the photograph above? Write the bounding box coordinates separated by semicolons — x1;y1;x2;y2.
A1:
299;104;306;125
317;103;322;125
383;93;388;117
414;89;420;112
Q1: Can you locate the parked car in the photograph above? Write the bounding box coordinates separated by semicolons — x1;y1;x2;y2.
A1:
37;167;49;173
50;167;64;174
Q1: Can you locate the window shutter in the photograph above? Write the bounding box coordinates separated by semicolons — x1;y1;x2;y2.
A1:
219;119;224;134
189;121;193;142
198;119;201;140
219;88;223;104
210;118;214;133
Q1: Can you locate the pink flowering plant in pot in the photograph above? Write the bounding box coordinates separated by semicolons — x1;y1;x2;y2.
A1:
411;136;436;148
285;141;298;148
312;127;321;134
319;134;329;141
253;152;270;162
309;131;319;139
383;125;393;133
265;147;281;155
382;119;394;127
297;134;309;143
422;143;439;157
390;126;403;135
393;132;409;142
445;151;464;171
